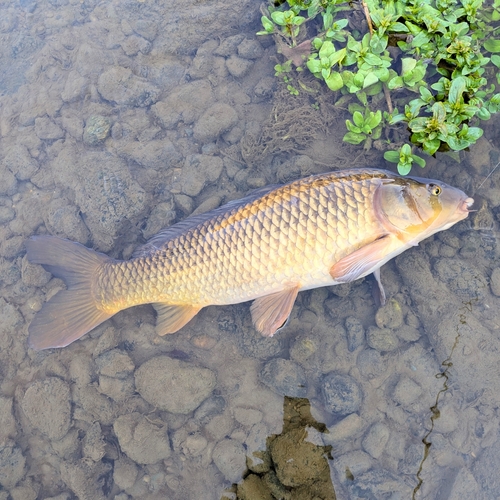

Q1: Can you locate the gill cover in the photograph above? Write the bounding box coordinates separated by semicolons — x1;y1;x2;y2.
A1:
374;178;443;236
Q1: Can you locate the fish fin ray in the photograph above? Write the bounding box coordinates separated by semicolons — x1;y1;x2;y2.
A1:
132;185;282;258
250;285;299;337
372;268;386;306
330;235;394;283
29;292;112;350
25;236;112;350
153;304;202;335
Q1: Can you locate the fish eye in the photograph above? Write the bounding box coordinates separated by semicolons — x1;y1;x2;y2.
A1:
428;183;441;196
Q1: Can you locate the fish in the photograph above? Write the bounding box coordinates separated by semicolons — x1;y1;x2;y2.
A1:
25;168;474;350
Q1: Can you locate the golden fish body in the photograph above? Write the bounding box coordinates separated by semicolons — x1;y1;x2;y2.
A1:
26;168;473;350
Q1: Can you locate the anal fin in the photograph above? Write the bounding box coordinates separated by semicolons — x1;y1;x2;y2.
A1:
250;285;299;337
153;304;202;336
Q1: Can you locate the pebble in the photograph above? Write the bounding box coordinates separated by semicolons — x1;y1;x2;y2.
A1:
366;326;399;352
113;456;139;491
0;397;16;443
321;373;362;415
214;34;245;57
348;469;412;498
113;412;171;465
490;267;500;296
356;349;386;379
433;258;488;300
135;356;216;414
233;407;263;427
226;55;253;78
172;154;224;197
375;298;404;329
212;438;247;483
97;66;160;107
333;450;372;484
95;349;134;379
34;116;65;140
258;358;307;397
83;115;111;145
392;376;422;406
0;445;26;488
362;422;390;459
193;103;238;143
345;316;365;352
237;39;264;59
21;377;71;440
4;144;39;180
324;413;365;444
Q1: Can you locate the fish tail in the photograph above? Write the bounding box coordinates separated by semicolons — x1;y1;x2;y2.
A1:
25;235;113;350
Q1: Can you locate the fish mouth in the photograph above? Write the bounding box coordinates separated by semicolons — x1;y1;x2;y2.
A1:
461;197;475;213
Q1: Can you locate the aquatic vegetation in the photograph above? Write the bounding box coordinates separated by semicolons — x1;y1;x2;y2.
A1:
258;0;500;174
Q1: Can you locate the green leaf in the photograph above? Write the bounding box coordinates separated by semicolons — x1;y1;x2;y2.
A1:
449;76;466;104
401;143;412;156
346;120;362;134
323;12;334;30
419;86;434;103
363;53;383;66
363;72;379;88
401;58;417;74
397;162;412;175
307;59;321;74
465;126;484;141
319;41;335;59
325;71;344;91
343;131;367;144
384;150;401;163
491;55;500;68
392;22;409;32
312;38;323;51
387;76;404;90
330;47;347;66
353;111;364;128
366;110;382;129
271;11;286;26
261;16;274;32
484;39;500;52
432;102;447;123
412;154;426;168
293;16;306;26
422;138;441;155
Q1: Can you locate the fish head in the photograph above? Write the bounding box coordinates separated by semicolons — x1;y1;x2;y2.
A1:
375;175;474;244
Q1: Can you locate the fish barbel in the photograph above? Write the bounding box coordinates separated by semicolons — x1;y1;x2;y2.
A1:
25;168;473;350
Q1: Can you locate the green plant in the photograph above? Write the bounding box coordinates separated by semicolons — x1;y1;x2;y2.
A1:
258;0;500;175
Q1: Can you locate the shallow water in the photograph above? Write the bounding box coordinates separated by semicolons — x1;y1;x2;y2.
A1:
1;1;500;499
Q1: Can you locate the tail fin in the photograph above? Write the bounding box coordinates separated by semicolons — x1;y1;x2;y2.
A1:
26;236;113;350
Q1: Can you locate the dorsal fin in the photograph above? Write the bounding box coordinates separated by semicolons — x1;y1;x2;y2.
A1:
132;184;282;258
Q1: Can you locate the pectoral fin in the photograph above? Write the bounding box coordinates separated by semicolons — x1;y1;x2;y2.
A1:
251;286;300;337
153;304;202;335
330;235;394;284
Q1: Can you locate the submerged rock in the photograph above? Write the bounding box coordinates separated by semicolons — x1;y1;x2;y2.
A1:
113;412;171;465
321;373;362;416
21;377;72;441
258;358;307;397
135;356;216;414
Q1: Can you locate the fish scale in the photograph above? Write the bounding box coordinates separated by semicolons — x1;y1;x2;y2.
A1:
98;170;384;309
25;168;473;349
